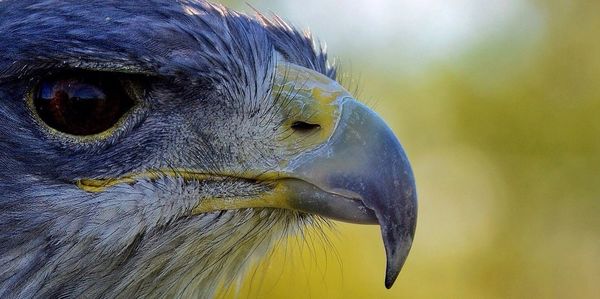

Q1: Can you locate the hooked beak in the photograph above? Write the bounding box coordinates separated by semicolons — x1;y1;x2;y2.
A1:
282;98;417;288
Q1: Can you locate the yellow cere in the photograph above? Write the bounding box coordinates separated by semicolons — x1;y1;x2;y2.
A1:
273;62;352;148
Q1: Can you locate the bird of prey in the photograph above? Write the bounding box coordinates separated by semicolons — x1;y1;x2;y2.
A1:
0;0;417;298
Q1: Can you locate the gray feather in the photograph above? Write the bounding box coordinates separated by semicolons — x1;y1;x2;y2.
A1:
0;0;334;297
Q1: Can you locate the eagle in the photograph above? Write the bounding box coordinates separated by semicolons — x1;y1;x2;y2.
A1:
0;0;417;298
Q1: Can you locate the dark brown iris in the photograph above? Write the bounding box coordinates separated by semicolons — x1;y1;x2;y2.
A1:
34;74;134;135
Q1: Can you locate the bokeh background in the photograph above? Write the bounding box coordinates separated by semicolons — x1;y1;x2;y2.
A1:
216;0;600;298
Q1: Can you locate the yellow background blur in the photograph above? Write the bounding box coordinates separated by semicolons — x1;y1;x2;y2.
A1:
217;0;600;298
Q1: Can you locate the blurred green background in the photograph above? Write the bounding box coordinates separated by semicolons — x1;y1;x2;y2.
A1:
216;0;600;298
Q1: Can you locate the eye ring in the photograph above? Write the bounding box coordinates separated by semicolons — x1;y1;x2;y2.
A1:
28;71;138;140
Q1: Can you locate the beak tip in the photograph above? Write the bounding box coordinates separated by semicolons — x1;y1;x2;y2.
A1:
381;225;415;289
383;249;409;289
384;272;398;289
383;249;405;289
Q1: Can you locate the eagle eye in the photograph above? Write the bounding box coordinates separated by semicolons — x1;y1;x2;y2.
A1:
32;73;134;136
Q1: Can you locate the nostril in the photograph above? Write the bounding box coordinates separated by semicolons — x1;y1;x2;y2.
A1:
291;121;321;133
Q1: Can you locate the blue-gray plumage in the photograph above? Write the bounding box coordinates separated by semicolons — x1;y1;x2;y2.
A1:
0;0;417;298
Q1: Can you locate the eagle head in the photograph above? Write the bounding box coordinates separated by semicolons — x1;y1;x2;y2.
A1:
0;0;417;297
